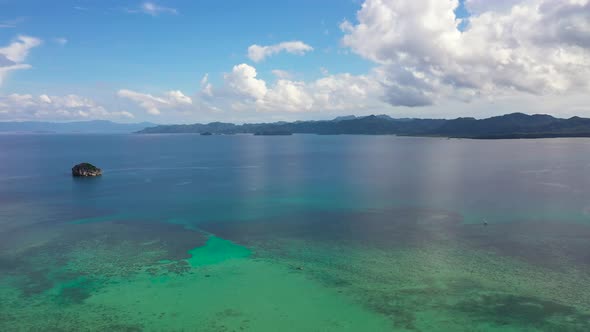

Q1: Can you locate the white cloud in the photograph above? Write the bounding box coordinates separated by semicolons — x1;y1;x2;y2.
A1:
39;94;52;103
0;35;41;63
183;0;589;117
117;89;192;115
0;94;134;121
340;0;590;107
310;72;383;111
256;80;313;112
54;37;68;46
251;74;383;113
200;74;213;97
7;0;586;122
213;63;384;113
0;35;41;86
223;64;268;100
248;41;313;62
139;2;177;16
271;69;292;79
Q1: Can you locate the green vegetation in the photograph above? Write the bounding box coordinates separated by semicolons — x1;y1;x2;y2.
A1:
79;163;98;171
138;113;590;139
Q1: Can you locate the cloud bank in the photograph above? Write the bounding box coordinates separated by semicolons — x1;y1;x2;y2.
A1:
117;89;192;115
2;0;590;121
213;63;383;113
340;0;590;107
178;0;590;115
0;94;133;121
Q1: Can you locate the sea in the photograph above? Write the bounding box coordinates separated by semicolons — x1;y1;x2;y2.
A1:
1;134;589;331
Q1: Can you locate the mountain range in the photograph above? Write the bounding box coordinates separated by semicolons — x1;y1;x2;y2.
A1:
137;113;590;139
3;114;590;138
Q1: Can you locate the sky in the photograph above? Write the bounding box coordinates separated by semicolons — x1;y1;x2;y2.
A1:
0;0;589;124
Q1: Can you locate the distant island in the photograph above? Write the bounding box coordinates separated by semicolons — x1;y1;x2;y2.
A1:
137;113;590;139
4;113;590;139
0;120;155;134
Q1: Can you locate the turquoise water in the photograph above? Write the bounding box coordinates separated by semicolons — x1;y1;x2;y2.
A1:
1;134;589;331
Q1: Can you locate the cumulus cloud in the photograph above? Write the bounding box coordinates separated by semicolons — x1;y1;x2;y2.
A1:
117;89;192;115
310;72;383;111
248;41;313;62
0;35;41;86
213;63;384;112
254;73;384;112
341;0;590;107
0;93;134;121
223;64;268;99
192;0;590;115
11;0;586;121
256;80;313;112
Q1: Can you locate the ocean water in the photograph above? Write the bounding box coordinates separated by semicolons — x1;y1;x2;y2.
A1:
1;134;589;331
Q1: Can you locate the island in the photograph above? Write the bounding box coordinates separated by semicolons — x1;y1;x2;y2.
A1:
72;163;102;177
136;113;590;139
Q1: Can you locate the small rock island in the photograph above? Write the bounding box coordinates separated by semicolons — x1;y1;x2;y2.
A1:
72;163;102;177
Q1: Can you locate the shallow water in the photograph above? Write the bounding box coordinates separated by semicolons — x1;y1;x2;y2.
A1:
1;134;589;331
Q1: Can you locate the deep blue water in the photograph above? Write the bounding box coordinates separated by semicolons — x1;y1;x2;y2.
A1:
2;134;590;229
1;134;590;331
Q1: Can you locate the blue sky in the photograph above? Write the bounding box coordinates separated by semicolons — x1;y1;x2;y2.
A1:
1;1;368;92
0;0;588;123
